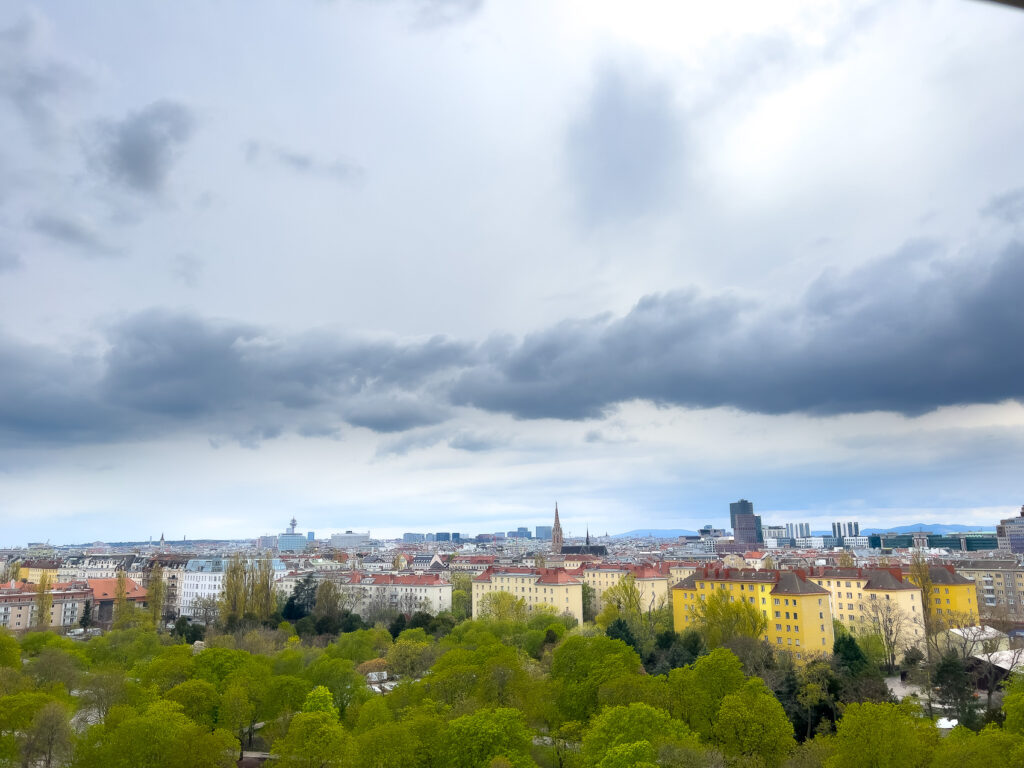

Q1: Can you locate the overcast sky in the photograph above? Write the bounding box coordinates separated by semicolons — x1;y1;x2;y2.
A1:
1;0;1023;546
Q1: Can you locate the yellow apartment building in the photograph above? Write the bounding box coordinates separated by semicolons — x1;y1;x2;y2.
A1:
807;567;924;653
904;564;978;623
672;567;834;661
17;559;61;584
472;567;583;623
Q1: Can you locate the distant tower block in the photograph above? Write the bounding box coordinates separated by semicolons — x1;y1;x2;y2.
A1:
551;503;564;552
289;517;297;534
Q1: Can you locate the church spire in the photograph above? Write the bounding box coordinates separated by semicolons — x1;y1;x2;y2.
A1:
551;502;564;553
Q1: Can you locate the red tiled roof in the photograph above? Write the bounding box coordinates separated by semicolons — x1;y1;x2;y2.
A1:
87;577;147;602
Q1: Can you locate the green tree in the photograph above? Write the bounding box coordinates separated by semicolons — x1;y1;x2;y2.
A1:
713;678;795;768
147;564;166;627
582;702;698;764
933;652;979;728
443;708;533;768
247;557;276;622
930;725;1024;768
74;700;238;768
302;685;339;718
477;591;527;623
686;587;767;649
164;679;221;729
219;555;248;627
19;699;72;768
0;631;20;668
386;638;432;679
582;584;597;623
34;572;53;629
666;648;746;739
79;600;93;629
829;700;938;768
550;635;643;723
596;741;658;768
217;683;253;759
313;582;342;623
272;711;352;768
113;571;128;626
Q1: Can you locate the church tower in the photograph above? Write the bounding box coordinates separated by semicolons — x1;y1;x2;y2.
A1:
551;503;563;553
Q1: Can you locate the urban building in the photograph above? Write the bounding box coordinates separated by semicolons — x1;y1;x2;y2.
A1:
278;518;308;552
472;566;584;623
786;523;811;539
336;572;452;616
178;557;285;617
88;577;148;626
904;564;979;622
330;531;371;549
831;522;860;539
729;499;754;527
0;579;92;630
435;532;451;542
868;532;998;552
256;535;278;551
955;560;1024;618
402;533;426;543
795;536;838;549
672;566;835;661
579;563;672;613
535;526;553;540
996;506;1024;554
762;525;787;541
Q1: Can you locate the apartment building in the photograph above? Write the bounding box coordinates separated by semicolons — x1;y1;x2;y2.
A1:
0;579;91;630
672;566;835;660
340;572;452;616
471;567;583;623
58;554;147;583
904;565;978;623
579;563;671;613
954;559;1024;618
806;567;923;653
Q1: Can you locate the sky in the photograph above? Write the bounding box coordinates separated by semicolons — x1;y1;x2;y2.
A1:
1;0;1023;546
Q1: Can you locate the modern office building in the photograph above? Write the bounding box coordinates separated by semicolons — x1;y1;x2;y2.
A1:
996;506;1024;554
730;500;763;546
831;522;860;539
786;522;811;539
278;518;308;552
402;533;426;543
535;525;553;540
435;532;451;542
330;531;371;549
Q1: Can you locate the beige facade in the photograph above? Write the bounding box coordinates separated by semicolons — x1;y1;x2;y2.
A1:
472;567;583;623
953;560;1024;619
0;580;91;631
580;564;671;613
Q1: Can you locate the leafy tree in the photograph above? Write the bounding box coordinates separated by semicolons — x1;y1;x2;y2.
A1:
247;557;276;622
582;584;597;623
217;682;253;758
113;570;128;626
933;652;979;729
272;711;352;768
305;656;369;716
74;700;238;768
713;678;795;767
859;594;909;673
19;699;73;768
34;572;53;629
0;632;20;668
164;679;221;729
148;564;166;627
930;725;1024;768
301;685;339;719
596;741;658;768
605;618;638;652
386;638;432;679
443;708;533;768
79;600;93;629
582;702;698;764
550;635;643;723
28;646;85;691
191;596;220;627
666;648;746;739
219;555;248;628
313;581;342;624
829;700;938;768
477;591;527;623
687;587;767;649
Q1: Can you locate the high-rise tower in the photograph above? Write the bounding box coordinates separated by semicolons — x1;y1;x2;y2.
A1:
551;503;564;552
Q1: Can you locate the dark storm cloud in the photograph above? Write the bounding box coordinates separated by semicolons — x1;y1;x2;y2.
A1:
93;101;195;194
0;310;474;447
566;64;683;223
452;242;1024;419
0;14;85;142
245;141;364;185
1;242;1022;449
31;213;118;256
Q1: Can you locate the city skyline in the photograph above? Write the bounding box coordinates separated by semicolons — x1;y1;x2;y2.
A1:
1;1;1023;544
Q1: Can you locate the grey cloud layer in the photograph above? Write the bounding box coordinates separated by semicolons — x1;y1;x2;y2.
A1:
1;242;1022;448
92;100;195;194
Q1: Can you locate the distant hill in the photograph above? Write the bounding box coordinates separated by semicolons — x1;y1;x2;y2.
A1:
612;529;699;539
860;523;996;535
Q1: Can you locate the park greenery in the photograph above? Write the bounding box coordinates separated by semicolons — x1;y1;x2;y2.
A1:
2;573;1024;768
